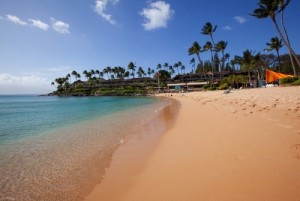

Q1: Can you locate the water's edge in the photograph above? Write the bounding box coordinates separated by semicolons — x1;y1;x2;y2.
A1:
82;98;180;201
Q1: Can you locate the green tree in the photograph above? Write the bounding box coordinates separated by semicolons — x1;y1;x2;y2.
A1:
190;58;195;73
128;62;136;78
264;37;283;71
251;0;299;76
154;70;171;87
201;22;217;46
215;41;228;72
137;67;146;78
236;50;261;84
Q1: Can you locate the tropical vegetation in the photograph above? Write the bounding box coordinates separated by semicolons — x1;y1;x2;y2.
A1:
51;0;299;96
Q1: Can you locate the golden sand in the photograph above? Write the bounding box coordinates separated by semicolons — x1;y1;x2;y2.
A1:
85;86;300;201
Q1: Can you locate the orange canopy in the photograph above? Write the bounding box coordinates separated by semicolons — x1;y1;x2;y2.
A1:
266;69;293;83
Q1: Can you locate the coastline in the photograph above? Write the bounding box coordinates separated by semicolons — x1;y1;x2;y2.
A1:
85;86;300;201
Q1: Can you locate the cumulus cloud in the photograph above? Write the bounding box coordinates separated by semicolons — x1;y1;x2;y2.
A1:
2;14;71;34
94;0;118;25
29;19;49;30
5;14;28;26
234;16;246;24
140;1;174;31
0;73;52;94
223;25;232;31
51;18;70;34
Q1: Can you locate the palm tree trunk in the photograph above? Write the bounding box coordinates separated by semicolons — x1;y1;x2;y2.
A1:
276;49;281;72
280;4;300;70
248;70;251;87
271;18;297;76
210;50;214;85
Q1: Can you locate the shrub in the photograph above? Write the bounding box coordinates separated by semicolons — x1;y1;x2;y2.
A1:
291;78;300;86
203;84;210;89
206;87;217;91
219;83;228;90
279;77;298;85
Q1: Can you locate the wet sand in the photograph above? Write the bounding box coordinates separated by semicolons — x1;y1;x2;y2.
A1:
85;86;300;201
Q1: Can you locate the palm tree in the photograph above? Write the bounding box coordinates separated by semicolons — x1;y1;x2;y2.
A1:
157;63;162;71
224;53;231;70
82;70;88;80
147;67;152;77
163;63;169;70
128;62;136;78
71;70;78;81
66;73;71;83
169;65;175;76
203;41;214;64
201;22;217;47
137;67;145;78
215;41;228;72
190;58;195;73
188;41;201;64
236;49;261;84
173;63;179;75
264;36;283;71
180;65;185;74
251;0;299;76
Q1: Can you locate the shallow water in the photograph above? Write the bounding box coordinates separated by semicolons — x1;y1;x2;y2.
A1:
0;95;173;201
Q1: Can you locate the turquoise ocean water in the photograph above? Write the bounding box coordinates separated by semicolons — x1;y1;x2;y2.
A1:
0;95;173;201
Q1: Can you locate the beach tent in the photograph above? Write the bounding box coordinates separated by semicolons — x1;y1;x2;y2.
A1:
266;69;293;83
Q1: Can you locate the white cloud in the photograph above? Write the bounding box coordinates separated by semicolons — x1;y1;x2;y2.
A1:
140;1;174;31
94;0;118;25
51;18;70;34
5;14;28;26
234;16;246;24
29;19;49;30
223;25;232;31
0;73;52;94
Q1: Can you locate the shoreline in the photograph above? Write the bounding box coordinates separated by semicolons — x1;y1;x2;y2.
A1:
84;86;300;201
84;98;180;201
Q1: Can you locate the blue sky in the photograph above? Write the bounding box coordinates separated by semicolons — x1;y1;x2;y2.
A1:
0;0;299;94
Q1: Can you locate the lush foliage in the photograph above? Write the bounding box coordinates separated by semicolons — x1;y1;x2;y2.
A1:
279;77;299;85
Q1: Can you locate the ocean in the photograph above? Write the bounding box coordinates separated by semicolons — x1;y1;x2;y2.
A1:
0;95;175;201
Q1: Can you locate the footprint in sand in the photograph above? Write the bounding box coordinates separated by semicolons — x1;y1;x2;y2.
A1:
290;144;300;160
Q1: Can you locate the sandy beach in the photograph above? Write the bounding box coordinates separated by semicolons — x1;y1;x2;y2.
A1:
85;86;300;201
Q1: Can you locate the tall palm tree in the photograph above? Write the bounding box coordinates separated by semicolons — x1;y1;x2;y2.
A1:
188;42;202;65
169;65;175;76
215;41;228;72
71;70;78;81
163;63;169;70
157;64;162;71
173;63;179;75
202;23;217;81
137;67;146;78
201;22;217;46
203;41;214;63
264;36;283;71
236;49;261;84
251;0;299;76
190;58;195;73
147;67;152;77
224;53;231;70
128;62;136;78
180;65;185;74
